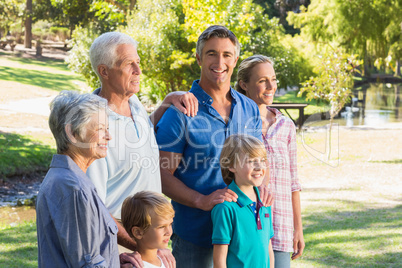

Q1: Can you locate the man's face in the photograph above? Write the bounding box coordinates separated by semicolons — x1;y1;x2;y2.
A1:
107;44;141;96
197;37;238;89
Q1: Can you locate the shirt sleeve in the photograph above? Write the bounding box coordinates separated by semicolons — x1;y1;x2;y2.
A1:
211;203;233;245
288;121;302;192
267;206;274;239
155;105;188;153
53;189;109;267
86;158;108;203
254;111;263;142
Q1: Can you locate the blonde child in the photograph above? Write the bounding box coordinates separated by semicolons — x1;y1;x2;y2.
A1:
121;191;175;268
212;134;274;268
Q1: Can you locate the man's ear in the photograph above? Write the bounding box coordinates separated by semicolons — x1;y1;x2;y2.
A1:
196;54;202;66
234;56;239;66
65;124;77;144
98;65;109;80
131;226;144;240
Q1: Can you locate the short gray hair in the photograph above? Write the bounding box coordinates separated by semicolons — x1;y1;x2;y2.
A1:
49;91;108;154
196;25;241;59
89;32;138;79
235;55;274;95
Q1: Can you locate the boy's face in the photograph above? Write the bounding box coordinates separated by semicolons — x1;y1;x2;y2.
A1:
229;153;267;188
140;213;173;250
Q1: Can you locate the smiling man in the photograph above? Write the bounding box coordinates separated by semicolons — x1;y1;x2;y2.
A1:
155;25;266;268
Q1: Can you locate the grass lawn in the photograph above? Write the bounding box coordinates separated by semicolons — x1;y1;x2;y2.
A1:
0;220;38;268
1;200;400;267
275;90;330;121
0;132;55;178
0;53;85;92
298;200;401;267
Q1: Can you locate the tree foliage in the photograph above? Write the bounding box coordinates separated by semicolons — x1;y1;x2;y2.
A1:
67;0;311;104
66;25;101;89
287;0;402;76
298;50;361;120
298;49;361;160
0;0;25;37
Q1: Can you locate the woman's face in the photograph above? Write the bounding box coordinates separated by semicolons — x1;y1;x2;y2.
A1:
75;111;111;161
242;62;277;106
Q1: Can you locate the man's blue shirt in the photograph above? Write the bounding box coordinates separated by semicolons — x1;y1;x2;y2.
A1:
155;80;262;248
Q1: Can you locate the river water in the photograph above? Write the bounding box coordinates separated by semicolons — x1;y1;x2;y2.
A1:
304;83;402;127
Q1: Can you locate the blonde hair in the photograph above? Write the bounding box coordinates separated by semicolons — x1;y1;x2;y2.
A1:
121;191;175;239
220;134;267;185
235;55;274;96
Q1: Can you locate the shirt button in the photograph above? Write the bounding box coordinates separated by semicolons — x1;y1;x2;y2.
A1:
254;210;257;213
250;204;253;206
209;99;212;102
258;218;260;221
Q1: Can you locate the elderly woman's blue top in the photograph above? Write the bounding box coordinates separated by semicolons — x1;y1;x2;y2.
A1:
36;154;120;268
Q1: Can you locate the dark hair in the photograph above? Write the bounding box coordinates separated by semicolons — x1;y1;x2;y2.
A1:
196;25;240;59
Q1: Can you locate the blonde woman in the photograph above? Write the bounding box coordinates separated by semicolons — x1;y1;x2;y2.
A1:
236;55;305;267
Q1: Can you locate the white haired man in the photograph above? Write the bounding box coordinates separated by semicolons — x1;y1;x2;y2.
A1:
87;32;197;268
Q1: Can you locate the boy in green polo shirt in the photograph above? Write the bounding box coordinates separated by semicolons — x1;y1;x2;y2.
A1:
212;134;274;268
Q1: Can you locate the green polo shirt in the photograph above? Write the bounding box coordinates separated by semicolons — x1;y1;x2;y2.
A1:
212;181;274;268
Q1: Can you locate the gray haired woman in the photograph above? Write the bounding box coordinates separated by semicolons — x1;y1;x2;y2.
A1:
35;91;119;267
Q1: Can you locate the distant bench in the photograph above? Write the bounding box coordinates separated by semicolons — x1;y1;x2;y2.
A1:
0;40;16;51
270;103;309;130
37;40;71;51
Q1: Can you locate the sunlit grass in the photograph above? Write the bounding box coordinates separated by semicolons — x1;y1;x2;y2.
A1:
0;51;70;72
297;201;402;267
0;132;55;178
0;220;38;268
275;90;330;121
0;66;84;92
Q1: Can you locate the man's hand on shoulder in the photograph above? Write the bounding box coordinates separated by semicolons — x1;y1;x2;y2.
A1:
165;91;198;117
258;184;274;207
157;248;176;268
196;188;238;211
119;251;143;268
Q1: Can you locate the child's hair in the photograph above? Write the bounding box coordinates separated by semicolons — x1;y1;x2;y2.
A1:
220;134;267;185
121;191;175;240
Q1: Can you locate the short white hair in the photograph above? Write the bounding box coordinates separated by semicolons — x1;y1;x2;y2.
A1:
49;91;108;154
89;32;138;79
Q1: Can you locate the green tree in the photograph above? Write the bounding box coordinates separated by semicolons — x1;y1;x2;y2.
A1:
298;50;360;159
287;0;401;76
68;0;311;104
0;0;24;38
24;0;32;48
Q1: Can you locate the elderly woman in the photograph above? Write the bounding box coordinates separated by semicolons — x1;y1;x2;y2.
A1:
236;55;305;268
36;91;119;267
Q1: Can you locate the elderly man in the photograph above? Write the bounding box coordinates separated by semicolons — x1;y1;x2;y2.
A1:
86;32;197;267
155;25;272;268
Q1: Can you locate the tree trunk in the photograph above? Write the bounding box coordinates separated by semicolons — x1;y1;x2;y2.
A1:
24;0;32;48
363;41;369;77
129;0;137;10
395;59;401;77
326;116;333;161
